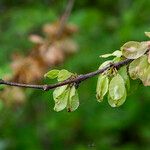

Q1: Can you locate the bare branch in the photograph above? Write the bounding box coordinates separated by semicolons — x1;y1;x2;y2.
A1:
0;58;133;91
57;0;75;38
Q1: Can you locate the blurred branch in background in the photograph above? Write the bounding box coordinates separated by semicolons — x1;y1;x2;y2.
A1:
0;0;150;149
0;0;78;106
57;0;75;38
0;58;133;90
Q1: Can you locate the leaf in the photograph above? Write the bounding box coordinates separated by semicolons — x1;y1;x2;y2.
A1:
121;41;148;59
44;69;60;79
53;89;70;112
57;69;73;82
145;32;150;38
109;74;126;100
67;86;79;112
96;74;109;102
108;89;127;107
100;50;122;58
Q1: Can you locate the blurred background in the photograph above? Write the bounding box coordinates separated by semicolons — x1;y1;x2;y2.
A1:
0;0;150;149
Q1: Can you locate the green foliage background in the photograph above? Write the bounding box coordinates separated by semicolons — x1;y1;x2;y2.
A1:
0;0;150;149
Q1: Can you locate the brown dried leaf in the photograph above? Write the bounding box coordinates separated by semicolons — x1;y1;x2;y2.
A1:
29;34;44;44
0;87;25;106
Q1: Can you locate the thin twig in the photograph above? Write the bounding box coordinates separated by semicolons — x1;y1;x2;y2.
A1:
57;0;75;38
0;58;133;91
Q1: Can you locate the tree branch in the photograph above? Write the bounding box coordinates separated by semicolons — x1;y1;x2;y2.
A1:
0;58;133;91
57;0;75;38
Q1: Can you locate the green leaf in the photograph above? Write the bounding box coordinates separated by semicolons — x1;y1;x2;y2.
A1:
44;69;60;79
121;41;148;59
100;50;122;58
67;86;79;112
57;69;73;82
108;89;127;107
53;86;69;112
109;74;126;100
96;74;109;102
145;32;150;38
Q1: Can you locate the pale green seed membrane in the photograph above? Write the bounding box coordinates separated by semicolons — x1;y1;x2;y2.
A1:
129;55;150;86
129;55;149;79
145;32;150;38
57;69;73;82
53;88;70;112
96;74;109;102
53;85;68;99
99;60;112;69
121;41;148;59
140;66;150;86
129;57;143;80
118;66;130;91
100;50;122;58
108;89;127;107
109;74;125;100
67;86;79;112
44;69;60;79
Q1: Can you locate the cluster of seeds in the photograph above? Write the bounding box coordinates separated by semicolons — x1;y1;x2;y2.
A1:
96;32;150;107
45;32;150;111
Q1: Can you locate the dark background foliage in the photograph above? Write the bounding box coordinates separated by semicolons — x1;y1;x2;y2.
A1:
0;0;150;149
